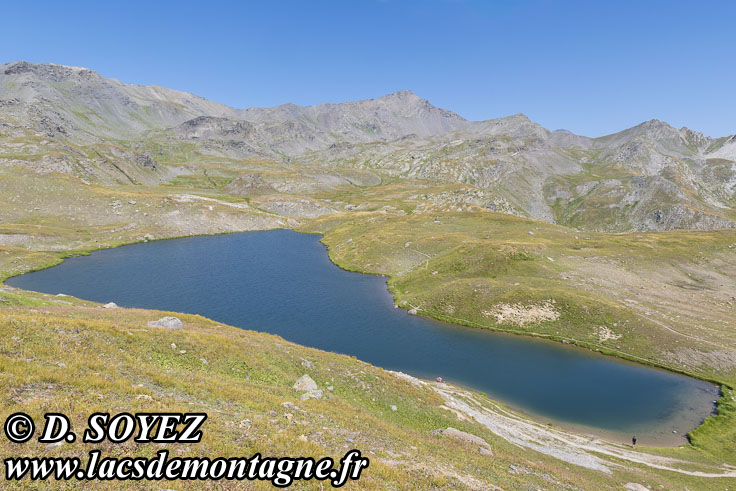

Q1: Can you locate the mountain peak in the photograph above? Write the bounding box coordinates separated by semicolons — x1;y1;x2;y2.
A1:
371;90;426;106
2;61;96;79
636;119;675;131
383;89;418;99
508;113;531;122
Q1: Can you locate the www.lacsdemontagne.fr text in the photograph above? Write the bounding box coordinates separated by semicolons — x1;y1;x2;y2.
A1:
5;449;369;487
3;411;369;487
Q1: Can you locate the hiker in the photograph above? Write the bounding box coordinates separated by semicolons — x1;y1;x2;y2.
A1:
632;435;637;447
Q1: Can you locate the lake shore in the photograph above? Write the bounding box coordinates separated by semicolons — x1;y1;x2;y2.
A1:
6;228;720;447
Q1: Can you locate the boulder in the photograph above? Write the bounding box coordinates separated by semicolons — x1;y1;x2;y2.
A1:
293;374;318;392
147;316;183;330
103;302;118;309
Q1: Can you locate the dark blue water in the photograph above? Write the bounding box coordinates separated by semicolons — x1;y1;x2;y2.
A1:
8;230;718;442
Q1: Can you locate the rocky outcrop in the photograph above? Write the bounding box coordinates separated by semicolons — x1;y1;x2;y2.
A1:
224;174;275;197
293;374;323;400
293;374;318;392
147;316;183;330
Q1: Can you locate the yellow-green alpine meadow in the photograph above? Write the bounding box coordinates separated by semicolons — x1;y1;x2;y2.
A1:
1;61;735;489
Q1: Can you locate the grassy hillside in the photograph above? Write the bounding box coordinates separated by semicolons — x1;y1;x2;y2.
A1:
1;162;735;487
303;208;736;385
2;287;735;489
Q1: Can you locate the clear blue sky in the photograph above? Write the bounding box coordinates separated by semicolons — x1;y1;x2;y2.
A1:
2;0;734;137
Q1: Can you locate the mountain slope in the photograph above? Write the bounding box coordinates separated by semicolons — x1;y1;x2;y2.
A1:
1;61;734;231
0;61;239;142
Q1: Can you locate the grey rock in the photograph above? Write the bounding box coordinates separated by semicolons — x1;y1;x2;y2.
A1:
147;316;183;330
478;446;494;456
293;374;318;392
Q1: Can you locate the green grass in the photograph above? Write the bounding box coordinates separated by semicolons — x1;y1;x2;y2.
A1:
166;174;234;189
2;288;734;488
1;164;735;486
300;206;736;466
0;296;618;489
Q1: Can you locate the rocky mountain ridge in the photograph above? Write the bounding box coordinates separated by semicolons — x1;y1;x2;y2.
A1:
1;61;734;231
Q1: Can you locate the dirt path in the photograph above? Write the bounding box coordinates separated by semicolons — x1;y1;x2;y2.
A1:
170;194;252;210
391;371;736;478
628;305;722;347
